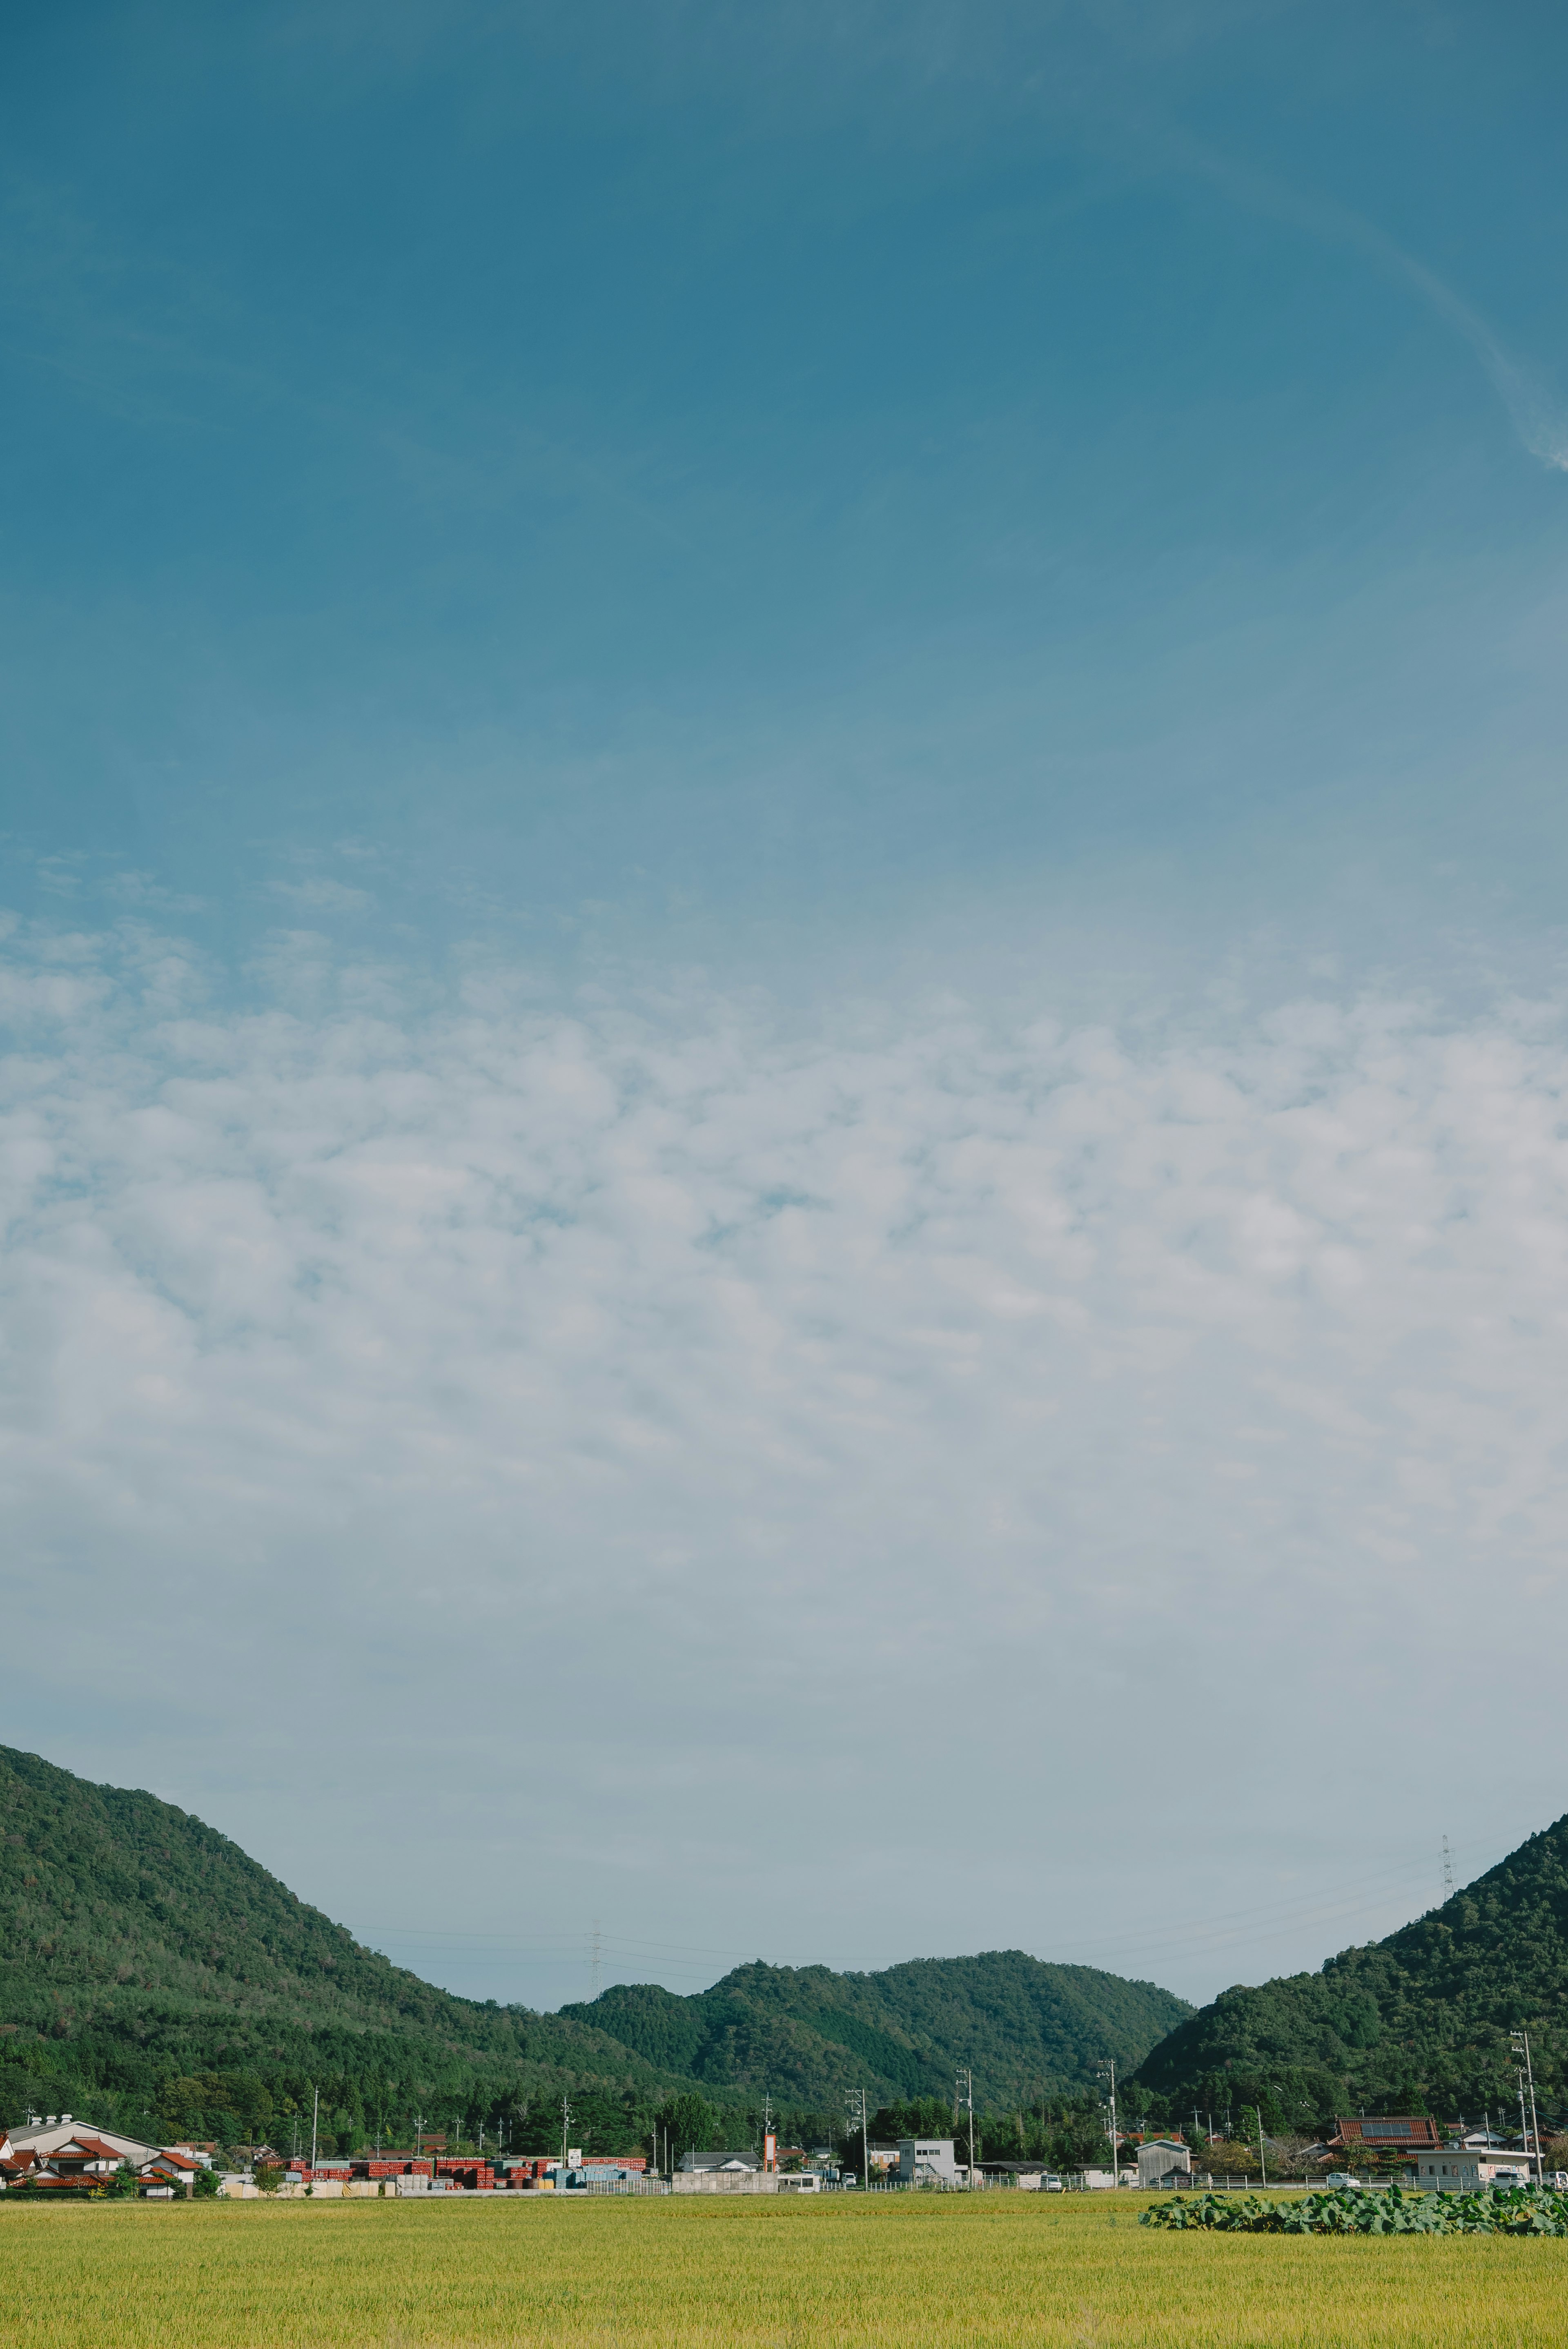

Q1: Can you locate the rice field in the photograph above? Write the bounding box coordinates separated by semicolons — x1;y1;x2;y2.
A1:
1;2190;1562;2348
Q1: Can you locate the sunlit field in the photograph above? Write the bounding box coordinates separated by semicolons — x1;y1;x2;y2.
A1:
2;2191;1564;2348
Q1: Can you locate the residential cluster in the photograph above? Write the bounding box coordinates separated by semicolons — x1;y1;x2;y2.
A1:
0;2116;213;2196
5;2108;1564;2202
1121;2115;1568;2194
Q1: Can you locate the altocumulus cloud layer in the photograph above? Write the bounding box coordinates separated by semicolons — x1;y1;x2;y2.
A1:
6;917;1566;1999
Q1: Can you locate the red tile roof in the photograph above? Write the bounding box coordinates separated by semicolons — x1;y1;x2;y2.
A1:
1333;2117;1443;2148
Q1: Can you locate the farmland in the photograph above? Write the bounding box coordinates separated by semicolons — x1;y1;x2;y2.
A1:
2;2194;1564;2348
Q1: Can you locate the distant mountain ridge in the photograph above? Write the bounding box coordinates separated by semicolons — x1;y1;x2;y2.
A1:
0;1745;1191;2149
0;1745;686;2119
1133;1813;1568;2115
561;1951;1192;2105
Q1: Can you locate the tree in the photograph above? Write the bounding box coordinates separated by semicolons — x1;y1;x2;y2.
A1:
656;2092;719;2164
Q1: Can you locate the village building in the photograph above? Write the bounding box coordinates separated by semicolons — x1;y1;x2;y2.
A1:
1330;2117;1443;2156
899;2137;961;2185
1413;2147;1538;2191
1136;2139;1193;2189
0;2119;202;2195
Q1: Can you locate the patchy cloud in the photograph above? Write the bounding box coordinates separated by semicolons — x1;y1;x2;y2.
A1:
4;923;1565;1999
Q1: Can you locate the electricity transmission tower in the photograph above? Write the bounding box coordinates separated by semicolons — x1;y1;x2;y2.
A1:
1442;1836;1455;1900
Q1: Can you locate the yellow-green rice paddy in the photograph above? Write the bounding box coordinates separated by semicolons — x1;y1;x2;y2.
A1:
2;2190;1561;2347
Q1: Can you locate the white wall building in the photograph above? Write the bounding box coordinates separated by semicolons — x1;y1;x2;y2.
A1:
899;2137;960;2184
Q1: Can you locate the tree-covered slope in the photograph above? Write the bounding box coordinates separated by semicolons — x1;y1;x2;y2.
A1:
563;1949;1192;2106
0;1744;685;2145
1134;1814;1568;2118
0;1743;1191;2151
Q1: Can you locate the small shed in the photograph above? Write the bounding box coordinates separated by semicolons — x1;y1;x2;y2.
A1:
1136;2140;1192;2189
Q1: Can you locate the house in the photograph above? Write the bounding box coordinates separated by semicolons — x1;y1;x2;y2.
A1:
0;2120;199;2195
1330;2117;1443;2156
1414;2150;1483;2193
4;2119;163;2164
1136;2140;1192;2190
979;2162;1049;2189
899;2137;960;2186
1413;2148;1537;2192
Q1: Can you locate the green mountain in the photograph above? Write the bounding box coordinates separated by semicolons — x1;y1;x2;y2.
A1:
0;1743;1191;2156
0;1744;688;2152
562;1951;1192;2107
1133;1814;1568;2124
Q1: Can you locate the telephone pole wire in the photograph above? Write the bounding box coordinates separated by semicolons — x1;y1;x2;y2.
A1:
1511;2031;1542;2184
845;2087;869;2191
1095;2061;1118;2188
956;2068;976;2189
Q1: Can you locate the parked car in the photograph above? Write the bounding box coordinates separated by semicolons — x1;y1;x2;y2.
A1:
1323;2172;1360;2188
1042;2174;1063;2192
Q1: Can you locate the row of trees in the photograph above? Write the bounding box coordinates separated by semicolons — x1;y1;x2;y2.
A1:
11;2032;1560;2177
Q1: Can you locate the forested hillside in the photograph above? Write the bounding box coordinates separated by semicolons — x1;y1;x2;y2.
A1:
0;1746;686;2154
1134;1814;1568;2125
562;1950;1191;2106
0;1745;1193;2161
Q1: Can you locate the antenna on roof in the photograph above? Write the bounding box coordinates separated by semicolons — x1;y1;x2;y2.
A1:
1441;1836;1455;1901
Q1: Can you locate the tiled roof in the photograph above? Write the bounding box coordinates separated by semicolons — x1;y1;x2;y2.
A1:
1333;2117;1443;2147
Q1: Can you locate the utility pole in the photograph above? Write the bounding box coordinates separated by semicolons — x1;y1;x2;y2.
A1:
956;2069;976;2188
845;2088;869;2191
1256;2100;1268;2189
1095;2062;1118;2187
561;2095;572;2174
310;2086;319;2176
1511;2032;1542;2183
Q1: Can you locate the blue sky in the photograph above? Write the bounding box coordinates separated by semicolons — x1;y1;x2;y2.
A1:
6;2;1568;2015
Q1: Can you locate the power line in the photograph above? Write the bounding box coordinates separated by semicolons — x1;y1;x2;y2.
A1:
845;2087;869;2193
352;1826;1517;1998
1094;2061;1118;2191
956;2068;976;2190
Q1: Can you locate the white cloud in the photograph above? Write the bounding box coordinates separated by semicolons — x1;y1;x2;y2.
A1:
4;922;1565;2001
